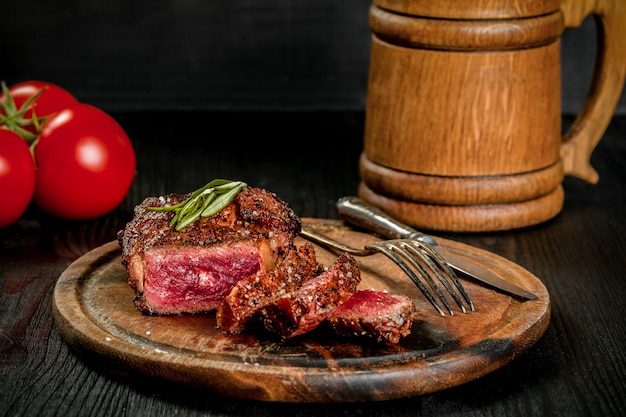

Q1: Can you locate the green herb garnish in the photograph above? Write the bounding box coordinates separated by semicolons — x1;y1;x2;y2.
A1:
148;179;247;230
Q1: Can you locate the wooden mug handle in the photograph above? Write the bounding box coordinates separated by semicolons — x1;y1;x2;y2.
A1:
559;0;626;183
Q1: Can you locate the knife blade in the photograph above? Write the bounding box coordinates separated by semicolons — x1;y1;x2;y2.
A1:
336;196;538;300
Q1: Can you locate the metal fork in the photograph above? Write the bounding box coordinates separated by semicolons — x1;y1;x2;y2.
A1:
300;226;474;316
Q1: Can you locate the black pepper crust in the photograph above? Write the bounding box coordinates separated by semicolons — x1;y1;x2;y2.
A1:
117;186;302;269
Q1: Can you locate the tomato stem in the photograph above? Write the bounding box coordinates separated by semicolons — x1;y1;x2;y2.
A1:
0;81;48;145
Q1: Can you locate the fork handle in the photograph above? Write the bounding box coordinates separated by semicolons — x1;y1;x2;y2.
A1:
336;197;438;246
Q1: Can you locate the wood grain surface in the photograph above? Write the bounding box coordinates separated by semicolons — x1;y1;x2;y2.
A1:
52;219;549;402
360;0;626;232
1;112;625;416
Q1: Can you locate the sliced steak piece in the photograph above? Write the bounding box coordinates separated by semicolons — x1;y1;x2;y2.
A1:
326;290;417;345
217;242;321;335
117;186;301;315
258;252;361;340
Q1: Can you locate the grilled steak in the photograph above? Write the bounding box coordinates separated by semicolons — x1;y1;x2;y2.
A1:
326;290;417;345
118;186;301;315
119;183;415;345
217;242;322;335
258;252;361;340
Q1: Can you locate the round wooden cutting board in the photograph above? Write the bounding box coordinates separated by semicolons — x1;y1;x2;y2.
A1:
52;219;550;403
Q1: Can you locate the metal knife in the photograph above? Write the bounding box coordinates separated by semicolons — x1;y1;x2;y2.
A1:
336;196;538;300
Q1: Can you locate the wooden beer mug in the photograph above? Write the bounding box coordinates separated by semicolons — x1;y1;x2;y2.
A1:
359;0;626;231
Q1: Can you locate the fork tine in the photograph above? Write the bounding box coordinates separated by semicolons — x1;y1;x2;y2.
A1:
405;240;475;312
399;241;468;313
390;241;466;314
299;226;474;316
366;242;448;316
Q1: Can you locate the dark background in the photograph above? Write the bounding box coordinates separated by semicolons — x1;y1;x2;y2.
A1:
1;0;625;115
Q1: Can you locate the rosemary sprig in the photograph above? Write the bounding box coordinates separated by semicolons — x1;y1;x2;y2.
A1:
148;179;247;230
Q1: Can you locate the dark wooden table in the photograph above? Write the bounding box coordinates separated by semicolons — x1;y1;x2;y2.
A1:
1;112;625;416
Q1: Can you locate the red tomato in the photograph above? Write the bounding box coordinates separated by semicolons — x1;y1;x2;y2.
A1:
0;81;79;135
0;129;36;228
33;104;136;220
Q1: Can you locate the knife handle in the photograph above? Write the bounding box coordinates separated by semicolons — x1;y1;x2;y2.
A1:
336;197;438;246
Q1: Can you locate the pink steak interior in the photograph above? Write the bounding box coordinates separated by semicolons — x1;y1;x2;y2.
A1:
142;243;265;313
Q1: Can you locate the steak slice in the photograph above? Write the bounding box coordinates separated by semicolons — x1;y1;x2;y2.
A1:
258;252;361;340
326;290;417;345
117;186;301;315
217;242;321;335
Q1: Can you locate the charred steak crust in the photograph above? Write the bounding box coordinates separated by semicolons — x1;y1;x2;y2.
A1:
117;186;302;315
258;252;361;340
217;242;322;335
118;187;301;262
